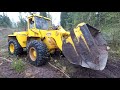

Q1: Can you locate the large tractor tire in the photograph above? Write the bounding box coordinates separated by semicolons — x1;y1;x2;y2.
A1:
8;39;23;56
27;40;50;66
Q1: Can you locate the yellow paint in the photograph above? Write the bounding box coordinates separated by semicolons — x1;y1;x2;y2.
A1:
29;47;37;61
33;50;37;58
8;14;91;54
28;14;51;21
8;35;16;37
43;37;58;51
74;26;90;52
8;31;28;48
10;43;15;53
65;35;79;56
40;30;63;51
76;22;86;27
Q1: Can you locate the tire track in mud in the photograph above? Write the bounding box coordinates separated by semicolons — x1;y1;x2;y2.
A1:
70;60;120;78
0;58;66;78
50;55;120;78
2;49;120;78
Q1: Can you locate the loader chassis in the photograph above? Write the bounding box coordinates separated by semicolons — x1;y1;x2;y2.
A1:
8;14;108;70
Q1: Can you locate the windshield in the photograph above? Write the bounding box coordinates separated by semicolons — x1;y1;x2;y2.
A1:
35;16;51;30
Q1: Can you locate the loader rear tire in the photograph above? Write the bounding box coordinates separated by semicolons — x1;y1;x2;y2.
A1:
27;40;50;66
8;39;23;56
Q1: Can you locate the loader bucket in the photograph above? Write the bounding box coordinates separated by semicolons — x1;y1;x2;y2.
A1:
62;23;108;70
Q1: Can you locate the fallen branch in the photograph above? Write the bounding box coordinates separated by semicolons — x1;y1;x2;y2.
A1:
0;57;12;62
48;62;70;78
1;44;7;48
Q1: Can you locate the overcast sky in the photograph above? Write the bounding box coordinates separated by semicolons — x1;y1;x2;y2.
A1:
0;12;61;26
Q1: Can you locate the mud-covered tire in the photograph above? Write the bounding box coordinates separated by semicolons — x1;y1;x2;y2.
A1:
27;40;50;66
8;39;23;56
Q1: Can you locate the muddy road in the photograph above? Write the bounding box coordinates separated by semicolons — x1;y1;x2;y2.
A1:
71;60;120;78
0;59;65;78
49;55;120;78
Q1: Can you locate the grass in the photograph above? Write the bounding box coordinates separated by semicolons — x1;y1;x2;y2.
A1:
11;59;25;73
106;43;120;63
101;24;120;58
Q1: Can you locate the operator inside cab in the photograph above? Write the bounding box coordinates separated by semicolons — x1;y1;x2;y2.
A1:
29;19;34;28
29;16;58;30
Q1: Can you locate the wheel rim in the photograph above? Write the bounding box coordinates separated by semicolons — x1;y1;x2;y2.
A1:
10;43;15;53
29;47;37;61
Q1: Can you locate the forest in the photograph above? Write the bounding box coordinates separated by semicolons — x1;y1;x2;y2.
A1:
60;12;120;49
1;12;119;48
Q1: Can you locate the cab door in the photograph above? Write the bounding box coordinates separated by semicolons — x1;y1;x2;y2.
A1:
28;17;41;37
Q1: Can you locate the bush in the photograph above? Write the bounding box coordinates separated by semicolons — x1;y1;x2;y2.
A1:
11;59;25;72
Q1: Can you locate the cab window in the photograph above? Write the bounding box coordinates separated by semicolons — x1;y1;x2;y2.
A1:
35;16;51;30
29;18;34;29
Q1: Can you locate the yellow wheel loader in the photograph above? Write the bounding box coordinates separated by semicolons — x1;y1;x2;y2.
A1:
8;14;108;70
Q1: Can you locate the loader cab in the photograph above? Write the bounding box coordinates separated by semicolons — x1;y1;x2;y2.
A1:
28;15;52;30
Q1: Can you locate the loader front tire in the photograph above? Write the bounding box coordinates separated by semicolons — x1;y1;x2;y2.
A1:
8;39;23;56
27;40;50;66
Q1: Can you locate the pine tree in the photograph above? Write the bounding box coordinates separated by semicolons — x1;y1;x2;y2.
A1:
60;12;69;29
40;12;47;17
0;12;12;28
17;12;27;30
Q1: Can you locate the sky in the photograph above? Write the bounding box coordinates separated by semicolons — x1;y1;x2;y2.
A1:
0;12;61;26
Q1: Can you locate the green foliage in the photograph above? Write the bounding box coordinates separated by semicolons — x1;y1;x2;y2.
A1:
40;12;47;17
60;12;69;29
11;59;25;72
60;12;120;48
0;13;12;28
17;13;27;30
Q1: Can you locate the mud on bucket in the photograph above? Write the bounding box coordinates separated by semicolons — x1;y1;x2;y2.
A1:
62;23;108;70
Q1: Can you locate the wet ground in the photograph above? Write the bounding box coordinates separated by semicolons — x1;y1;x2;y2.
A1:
0;58;65;78
0;28;120;78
